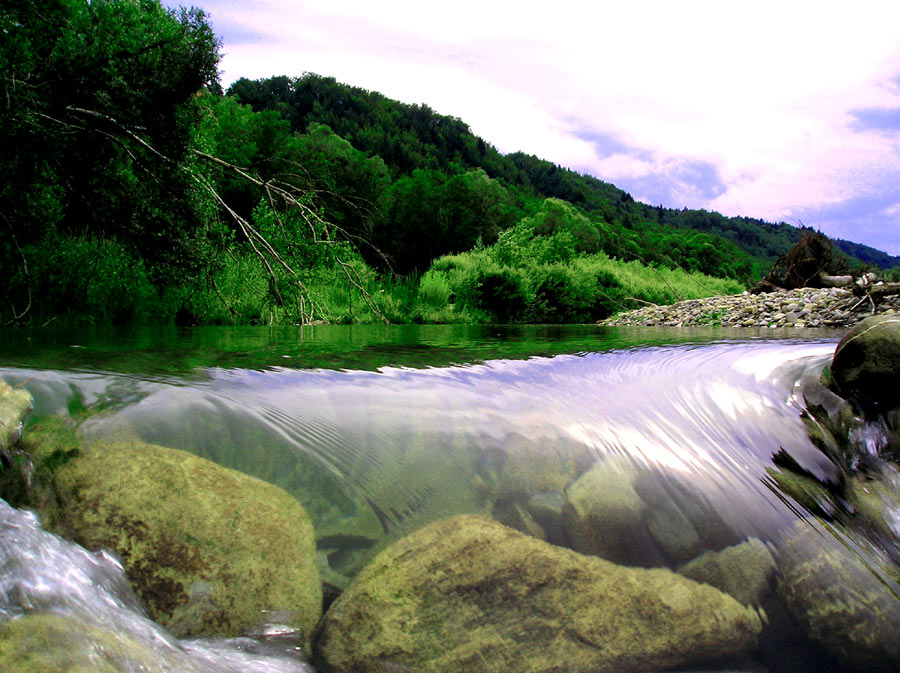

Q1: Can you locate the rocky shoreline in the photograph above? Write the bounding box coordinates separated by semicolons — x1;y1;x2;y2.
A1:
602;286;900;329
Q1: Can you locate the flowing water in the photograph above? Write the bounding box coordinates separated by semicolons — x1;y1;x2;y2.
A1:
0;324;898;672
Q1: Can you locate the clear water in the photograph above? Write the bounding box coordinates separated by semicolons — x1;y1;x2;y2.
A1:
1;324;898;672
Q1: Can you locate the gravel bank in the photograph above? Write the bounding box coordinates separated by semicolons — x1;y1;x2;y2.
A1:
602;286;900;329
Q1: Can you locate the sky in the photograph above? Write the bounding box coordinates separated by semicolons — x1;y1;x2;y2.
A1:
169;0;900;256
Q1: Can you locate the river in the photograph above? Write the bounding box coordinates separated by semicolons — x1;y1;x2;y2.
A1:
0;324;898;672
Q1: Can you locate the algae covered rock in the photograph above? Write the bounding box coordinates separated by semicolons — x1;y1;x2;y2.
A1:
316;514;762;673
37;437;322;642
677;538;776;607
0;380;32;451
561;455;656;565
561;457;734;566
830;314;900;407
776;518;900;672
0;613;183;673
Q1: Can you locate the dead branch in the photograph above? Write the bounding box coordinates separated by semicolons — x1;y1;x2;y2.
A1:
864;283;900;301
335;257;389;324
2;216;31;326
54;106;390;324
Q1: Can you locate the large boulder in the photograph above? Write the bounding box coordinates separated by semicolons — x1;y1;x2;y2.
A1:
776;518;900;673
25;424;322;643
315;514;762;673
830;315;900;408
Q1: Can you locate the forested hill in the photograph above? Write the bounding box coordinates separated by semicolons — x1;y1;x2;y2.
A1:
227;74;899;270
3;1;896;328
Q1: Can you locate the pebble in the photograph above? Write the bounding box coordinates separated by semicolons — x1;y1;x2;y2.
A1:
601;286;900;329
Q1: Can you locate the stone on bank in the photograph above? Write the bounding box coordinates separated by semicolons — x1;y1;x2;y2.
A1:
315;514;762;673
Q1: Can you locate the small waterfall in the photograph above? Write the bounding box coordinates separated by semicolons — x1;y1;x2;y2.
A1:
0;499;313;672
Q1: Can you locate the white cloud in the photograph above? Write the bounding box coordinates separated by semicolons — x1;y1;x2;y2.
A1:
189;0;900;253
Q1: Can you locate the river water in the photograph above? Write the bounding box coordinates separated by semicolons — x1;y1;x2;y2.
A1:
0;324;898;672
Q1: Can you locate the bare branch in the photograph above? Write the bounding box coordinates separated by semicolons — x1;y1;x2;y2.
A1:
335;257;389;324
2;216;32;326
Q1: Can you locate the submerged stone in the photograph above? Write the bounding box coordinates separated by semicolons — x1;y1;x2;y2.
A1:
776;518;900;673
29;435;322;643
678;538;776;607
316;514;762;673
561;455;659;566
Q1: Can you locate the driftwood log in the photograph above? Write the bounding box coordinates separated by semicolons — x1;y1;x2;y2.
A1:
818;273;854;288
862;283;900;300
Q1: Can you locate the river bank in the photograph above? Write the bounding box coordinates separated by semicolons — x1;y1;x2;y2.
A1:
601;285;900;329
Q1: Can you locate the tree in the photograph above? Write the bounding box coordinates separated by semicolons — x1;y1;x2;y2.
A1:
1;0;220;321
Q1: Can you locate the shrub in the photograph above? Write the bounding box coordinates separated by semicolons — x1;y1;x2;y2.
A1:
472;269;528;323
418;270;452;308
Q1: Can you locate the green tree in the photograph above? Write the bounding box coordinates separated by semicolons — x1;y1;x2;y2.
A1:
1;0;219;322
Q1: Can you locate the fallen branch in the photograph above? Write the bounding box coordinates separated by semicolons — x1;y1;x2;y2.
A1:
863;283;900;301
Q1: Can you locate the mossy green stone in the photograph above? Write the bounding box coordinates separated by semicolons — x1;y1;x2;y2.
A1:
0;614;178;673
678;538;776;607
41;438;322;642
777;519;900;673
0;380;32;451
316;514;761;673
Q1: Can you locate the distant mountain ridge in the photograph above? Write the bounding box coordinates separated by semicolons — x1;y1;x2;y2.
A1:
228;73;900;272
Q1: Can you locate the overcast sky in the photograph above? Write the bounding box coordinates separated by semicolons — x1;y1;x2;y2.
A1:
170;0;900;255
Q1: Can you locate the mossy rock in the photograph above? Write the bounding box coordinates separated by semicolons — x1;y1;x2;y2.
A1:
766;465;841;520
316;514;762;673
846;472;900;545
830;315;900;408
0;380;32;451
0;613;181;673
30;435;322;642
776;518;900;672
678;538;776;607
561;455;660;566
495;434;584;501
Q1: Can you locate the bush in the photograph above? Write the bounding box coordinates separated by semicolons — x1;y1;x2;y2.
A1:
21;233;158;325
472;269;528;323
418;270;452;308
526;265;594;323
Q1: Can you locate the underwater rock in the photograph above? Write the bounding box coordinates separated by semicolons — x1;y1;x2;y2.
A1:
0;380;32;451
776;518;900;673
561;455;660;566
316;514;762;673
562;457;736;566
830;314;900;408
845;468;900;545
677;538;776;607
29;435;322;643
495;434;583;501
0;613;184;673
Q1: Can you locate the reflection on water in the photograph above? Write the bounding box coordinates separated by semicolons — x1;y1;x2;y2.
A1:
1;325;899;672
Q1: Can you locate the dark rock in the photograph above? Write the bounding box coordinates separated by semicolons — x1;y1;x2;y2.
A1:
830;315;900;408
776;518;900;673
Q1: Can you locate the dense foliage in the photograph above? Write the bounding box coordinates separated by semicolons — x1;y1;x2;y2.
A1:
1;2;893;327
